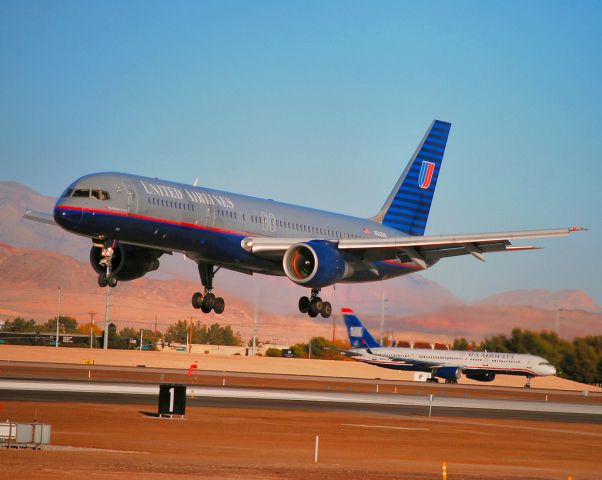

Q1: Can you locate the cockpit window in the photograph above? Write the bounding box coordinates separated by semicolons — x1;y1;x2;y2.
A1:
72;189;90;197
61;188;74;198
91;189;110;200
538;362;552;366
70;189;110;200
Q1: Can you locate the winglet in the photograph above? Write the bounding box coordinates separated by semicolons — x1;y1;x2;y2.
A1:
340;307;354;314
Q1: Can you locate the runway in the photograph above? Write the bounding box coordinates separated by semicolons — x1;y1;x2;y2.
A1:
1;378;601;423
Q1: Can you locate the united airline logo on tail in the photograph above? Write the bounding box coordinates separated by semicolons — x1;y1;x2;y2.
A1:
418;161;435;189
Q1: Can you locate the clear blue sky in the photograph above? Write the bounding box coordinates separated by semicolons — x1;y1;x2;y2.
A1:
1;1;601;305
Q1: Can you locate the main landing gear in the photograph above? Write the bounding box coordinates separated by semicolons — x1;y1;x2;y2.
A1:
524;377;532;388
191;263;225;314
97;242;118;288
426;370;439;383
298;289;332;318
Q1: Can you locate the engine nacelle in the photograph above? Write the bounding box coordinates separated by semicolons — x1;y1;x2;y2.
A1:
90;243;161;281
465;372;496;382
282;240;347;288
435;366;462;382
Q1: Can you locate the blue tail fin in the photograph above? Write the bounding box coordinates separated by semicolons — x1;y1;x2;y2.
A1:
372;120;451;236
342;308;381;348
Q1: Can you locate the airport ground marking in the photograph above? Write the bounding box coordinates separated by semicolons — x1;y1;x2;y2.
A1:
341;423;430;431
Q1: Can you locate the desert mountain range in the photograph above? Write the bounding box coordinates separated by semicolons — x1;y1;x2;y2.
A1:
0;181;600;343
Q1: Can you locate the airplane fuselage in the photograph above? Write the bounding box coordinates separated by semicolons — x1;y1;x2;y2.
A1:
350;346;556;378
54;172;425;281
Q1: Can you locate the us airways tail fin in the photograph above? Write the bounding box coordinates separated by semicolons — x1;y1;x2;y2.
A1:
342;308;381;348
372;120;451;236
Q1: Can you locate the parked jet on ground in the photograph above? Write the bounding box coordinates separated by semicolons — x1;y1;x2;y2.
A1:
341;308;556;387
25;120;582;318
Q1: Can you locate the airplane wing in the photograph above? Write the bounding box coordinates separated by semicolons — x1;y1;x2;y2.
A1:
241;227;584;267
23;210;56;226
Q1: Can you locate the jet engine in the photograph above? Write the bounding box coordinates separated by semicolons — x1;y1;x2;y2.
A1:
465;372;496;382
282;240;348;289
435;366;462;382
90;242;162;281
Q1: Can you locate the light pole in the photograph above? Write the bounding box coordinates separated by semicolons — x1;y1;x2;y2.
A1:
103;264;110;349
380;292;388;345
252;301;258;356
556;306;564;336
55;286;61;348
88;311;97;349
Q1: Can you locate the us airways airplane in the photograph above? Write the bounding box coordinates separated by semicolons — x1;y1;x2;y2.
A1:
342;309;556;387
25;120;582;318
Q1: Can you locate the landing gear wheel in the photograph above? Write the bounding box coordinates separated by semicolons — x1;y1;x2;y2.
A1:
310;298;323;315
98;272;108;288
107;274;118;288
308;310;318;318
427;378;439;383
202;293;216;310
213;297;225;314
192;292;203;309
298;296;310;314
320;301;332;318
192;263;227;314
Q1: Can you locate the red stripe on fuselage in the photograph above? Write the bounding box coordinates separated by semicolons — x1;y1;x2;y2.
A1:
56;205;246;237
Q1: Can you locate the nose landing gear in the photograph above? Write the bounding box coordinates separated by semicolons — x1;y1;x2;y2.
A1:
97;242;118;288
298;289;332;318
191;263;225;314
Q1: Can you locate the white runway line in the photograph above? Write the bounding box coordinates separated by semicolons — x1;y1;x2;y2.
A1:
342;423;430;431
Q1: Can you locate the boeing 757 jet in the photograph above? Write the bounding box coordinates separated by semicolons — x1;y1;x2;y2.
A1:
341;308;556;387
25;120;582;318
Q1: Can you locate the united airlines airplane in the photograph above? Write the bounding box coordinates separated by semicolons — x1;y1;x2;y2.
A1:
342;308;556;387
25;120;582;318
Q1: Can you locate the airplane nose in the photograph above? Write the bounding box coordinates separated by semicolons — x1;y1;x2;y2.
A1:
549;365;557;376
54;204;83;229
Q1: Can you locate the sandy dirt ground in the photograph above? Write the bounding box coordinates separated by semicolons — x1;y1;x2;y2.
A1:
0;400;601;480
